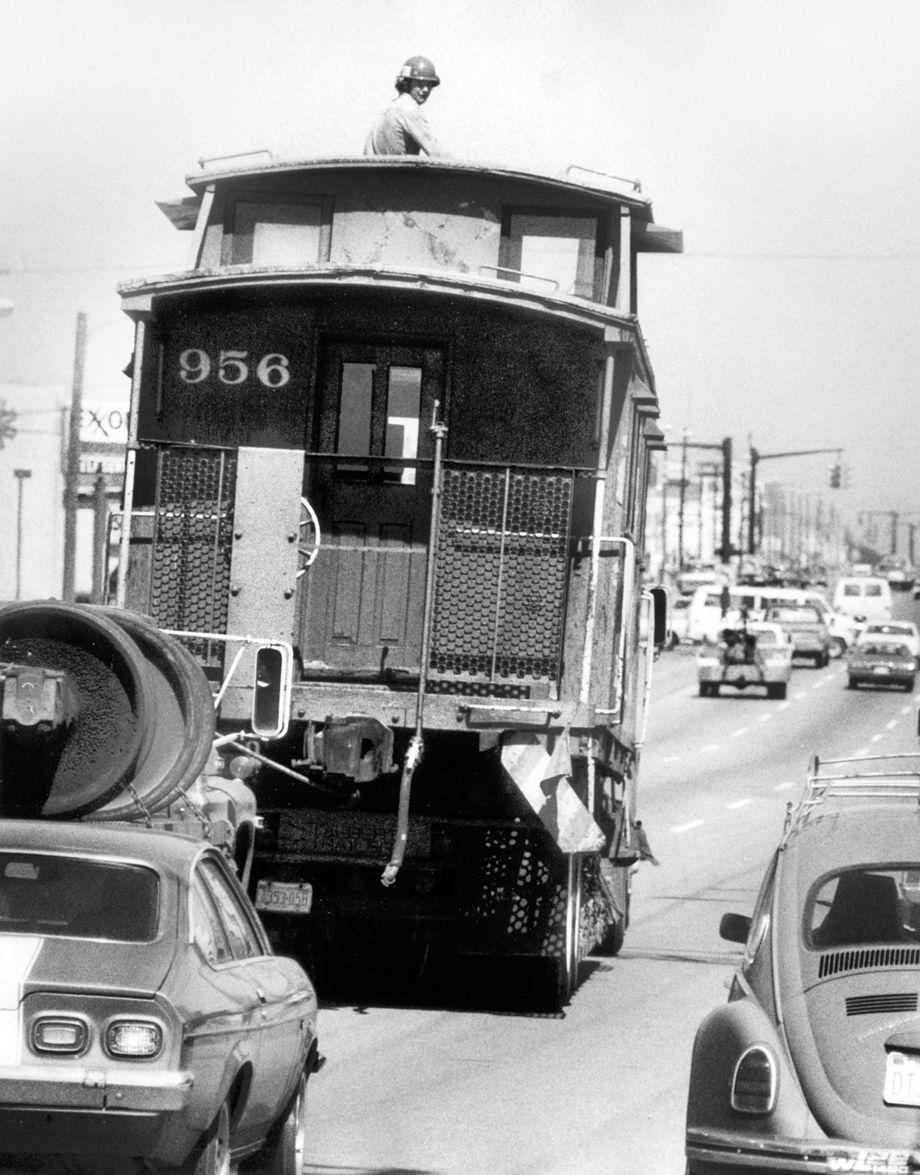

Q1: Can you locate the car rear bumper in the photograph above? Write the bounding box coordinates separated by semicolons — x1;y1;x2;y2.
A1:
0;1064;193;1158
687;1127;920;1172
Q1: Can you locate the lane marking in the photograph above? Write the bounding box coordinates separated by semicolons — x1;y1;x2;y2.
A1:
729;727;749;739
727;798;752;810
701;744;720;753
774;781;796;791
671;819;704;834
758;712;773;723
885;719;898;730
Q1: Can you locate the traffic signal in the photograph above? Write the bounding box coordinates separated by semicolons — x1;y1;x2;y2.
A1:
829;463;841;488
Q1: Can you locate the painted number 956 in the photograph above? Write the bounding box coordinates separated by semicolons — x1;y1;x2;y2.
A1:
178;348;292;388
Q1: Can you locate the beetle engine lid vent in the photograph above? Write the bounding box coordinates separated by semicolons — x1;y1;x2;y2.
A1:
820;946;920;979
846;992;918;1016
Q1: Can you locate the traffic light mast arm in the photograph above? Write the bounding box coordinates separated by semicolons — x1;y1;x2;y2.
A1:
748;446;843;555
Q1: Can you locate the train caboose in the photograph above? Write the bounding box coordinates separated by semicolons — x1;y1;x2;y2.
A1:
115;152;681;1004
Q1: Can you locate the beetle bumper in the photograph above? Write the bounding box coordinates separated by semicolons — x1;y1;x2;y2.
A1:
687;1126;920;1172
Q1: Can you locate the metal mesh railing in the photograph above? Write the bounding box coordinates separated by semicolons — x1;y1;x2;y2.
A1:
148;447;236;660
429;465;574;686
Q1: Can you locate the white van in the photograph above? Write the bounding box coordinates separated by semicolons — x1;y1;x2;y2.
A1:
832;576;893;622
686;583;858;654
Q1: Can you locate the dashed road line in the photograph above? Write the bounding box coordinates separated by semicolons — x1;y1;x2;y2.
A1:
774;781;796;791
728;727;749;739
757;712;773;723
727;798;752;810
671;819;704;834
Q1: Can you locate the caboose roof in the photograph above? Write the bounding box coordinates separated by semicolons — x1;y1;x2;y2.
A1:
157;153;682;254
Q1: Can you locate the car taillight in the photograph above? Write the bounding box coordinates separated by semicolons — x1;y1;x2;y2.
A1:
31;1017;88;1055
105;1020;162;1058
731;1045;777;1114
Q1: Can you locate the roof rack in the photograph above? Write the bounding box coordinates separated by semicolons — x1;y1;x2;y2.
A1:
784;753;920;834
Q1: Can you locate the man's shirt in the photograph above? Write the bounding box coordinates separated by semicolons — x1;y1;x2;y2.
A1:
364;92;445;156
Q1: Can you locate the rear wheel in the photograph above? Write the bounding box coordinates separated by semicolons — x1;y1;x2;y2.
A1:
185;1100;232;1175
829;637;846;659
257;1069;308;1175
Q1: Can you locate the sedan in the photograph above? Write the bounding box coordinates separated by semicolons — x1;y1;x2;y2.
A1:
687;752;920;1174
0;819;321;1174
847;639;917;692
859;621;920;665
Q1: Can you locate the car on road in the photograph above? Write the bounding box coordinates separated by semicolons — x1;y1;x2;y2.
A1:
0;819;321;1175
697;621;793;699
858;620;920;666
668;593;693;647
832;575;893;623
763;603;831;667
687;752;920;1174
875;555;915;592
846;638;917;692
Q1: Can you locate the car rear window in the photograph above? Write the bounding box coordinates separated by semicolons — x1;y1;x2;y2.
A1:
0;854;158;942
859;643;910;657
807;868;920;948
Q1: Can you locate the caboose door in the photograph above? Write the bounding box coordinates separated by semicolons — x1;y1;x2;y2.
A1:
301;341;445;676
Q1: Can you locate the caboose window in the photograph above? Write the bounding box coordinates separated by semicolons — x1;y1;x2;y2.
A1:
502;212;602;299
336;362;374;472
228;198;330;265
385;366;422;486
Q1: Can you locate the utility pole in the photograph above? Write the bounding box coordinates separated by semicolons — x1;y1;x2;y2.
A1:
670;435;733;565
62;311;86;603
677;431;689;569
14;468;32;600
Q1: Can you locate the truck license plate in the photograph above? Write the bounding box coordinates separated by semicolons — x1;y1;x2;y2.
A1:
255;880;313;915
884;1051;920;1106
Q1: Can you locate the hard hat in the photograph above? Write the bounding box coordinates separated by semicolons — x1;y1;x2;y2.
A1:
397;55;440;86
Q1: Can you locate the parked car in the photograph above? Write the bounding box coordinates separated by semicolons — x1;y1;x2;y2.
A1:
763;603;832;667
687;753;920;1174
0;819;321;1174
847;638;917;692
859;621;920;665
697;621;793;699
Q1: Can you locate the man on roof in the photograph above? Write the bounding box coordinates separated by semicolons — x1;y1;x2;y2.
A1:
364;55;448;157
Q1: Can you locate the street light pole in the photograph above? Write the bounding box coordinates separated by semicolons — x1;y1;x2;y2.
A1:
62;311;87;602
14;468;32;600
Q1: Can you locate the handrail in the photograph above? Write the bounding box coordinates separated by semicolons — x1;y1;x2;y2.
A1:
478;264;559;291
564;164;642;193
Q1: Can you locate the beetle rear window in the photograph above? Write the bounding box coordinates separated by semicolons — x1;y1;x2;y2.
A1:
807;868;920;949
0;854;158;942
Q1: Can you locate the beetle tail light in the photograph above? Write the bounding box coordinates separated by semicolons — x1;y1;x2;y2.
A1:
106;1021;163;1058
731;1045;777;1114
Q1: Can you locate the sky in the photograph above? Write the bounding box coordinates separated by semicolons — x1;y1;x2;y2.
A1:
2;0;919;516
